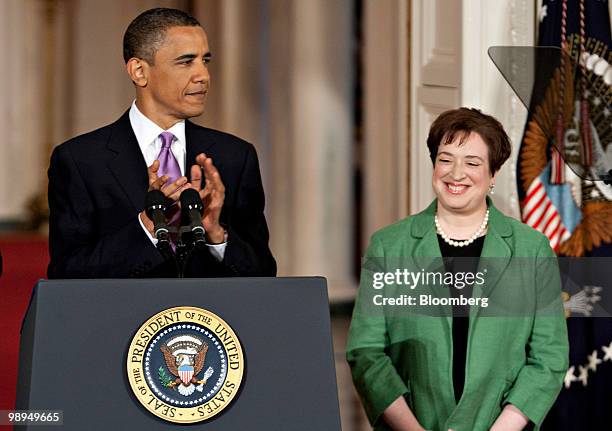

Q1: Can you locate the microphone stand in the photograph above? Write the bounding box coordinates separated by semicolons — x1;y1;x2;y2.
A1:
175;225;195;279
174;189;207;278
152;190;207;278
152;224;182;277
145;190;183;277
175;223;211;278
153;225;202;279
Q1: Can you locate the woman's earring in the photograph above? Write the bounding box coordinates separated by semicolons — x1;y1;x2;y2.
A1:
489;184;495;195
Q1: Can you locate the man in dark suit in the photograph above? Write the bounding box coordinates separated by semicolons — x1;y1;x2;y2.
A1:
48;8;276;278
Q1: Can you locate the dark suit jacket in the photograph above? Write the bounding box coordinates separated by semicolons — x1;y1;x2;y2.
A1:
48;111;276;278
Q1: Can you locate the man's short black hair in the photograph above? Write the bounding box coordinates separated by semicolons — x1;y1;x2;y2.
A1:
123;8;201;64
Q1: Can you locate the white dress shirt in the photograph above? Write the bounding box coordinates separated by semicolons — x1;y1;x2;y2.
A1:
130;101;226;261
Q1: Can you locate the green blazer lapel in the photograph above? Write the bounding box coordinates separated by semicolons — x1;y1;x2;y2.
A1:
411;200;442;261
411;201;445;283
473;198;513;318
411;200;452;322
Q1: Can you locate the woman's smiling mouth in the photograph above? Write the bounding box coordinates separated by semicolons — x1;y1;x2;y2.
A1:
445;182;469;194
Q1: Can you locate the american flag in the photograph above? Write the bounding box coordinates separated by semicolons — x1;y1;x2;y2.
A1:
514;1;612;429
521;175;572;251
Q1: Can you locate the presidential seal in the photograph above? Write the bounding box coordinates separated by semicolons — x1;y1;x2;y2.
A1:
127;306;244;423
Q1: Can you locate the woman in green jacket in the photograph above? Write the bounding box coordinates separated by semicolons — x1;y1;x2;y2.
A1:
346;108;569;431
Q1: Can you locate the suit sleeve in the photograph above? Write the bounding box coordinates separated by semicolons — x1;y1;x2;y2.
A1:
346;234;409;426
189;143;276;277
47;145;164;278
503;236;569;426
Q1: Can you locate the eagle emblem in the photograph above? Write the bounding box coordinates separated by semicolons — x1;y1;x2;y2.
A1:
158;334;215;396
127;307;244;423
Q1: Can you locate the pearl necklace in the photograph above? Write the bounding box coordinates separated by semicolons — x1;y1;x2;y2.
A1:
434;209;489;247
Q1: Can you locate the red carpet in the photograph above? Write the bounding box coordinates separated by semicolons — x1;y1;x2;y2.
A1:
0;234;49;420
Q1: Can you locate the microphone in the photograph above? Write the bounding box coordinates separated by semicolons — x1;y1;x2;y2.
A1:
180;188;206;249
145;190;171;251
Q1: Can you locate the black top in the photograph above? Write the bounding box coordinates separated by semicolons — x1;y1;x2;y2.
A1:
437;234;485;404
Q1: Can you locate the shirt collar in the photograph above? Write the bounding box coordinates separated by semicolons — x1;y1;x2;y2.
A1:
129;100;186;151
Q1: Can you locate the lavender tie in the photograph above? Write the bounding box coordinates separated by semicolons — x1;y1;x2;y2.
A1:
156;132;182;249
157;132;181;184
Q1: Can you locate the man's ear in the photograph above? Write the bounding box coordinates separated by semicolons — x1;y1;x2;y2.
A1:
126;58;148;87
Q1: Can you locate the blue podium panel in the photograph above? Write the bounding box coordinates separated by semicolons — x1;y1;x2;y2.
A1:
16;278;341;431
